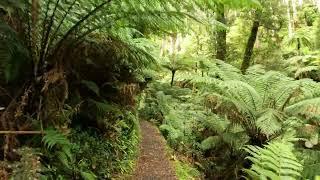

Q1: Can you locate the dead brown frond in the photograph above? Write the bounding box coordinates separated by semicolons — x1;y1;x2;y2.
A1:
40;68;66;94
119;83;140;106
0;94;19;161
205;95;245;124
41;71;69;127
14;86;32;119
0;162;9;180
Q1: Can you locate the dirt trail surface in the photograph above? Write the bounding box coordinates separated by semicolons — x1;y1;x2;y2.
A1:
132;121;177;180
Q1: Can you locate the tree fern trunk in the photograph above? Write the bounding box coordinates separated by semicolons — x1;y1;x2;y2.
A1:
31;0;39;25
215;3;227;61
241;15;260;74
171;70;176;87
297;38;301;54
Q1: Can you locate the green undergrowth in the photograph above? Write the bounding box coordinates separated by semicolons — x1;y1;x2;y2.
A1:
174;159;201;180
60;109;140;179
164;144;202;180
70;122;140;179
0;106;140;180
139;62;320;179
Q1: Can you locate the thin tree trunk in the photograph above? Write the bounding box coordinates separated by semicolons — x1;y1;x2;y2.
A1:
215;3;227;61
170;34;177;87
160;36;167;57
298;0;303;6
286;0;294;37
171;70;176;87
241;16;260;74
169;34;177;56
291;0;298;29
292;0;297;19
31;0;40;77
297;38;301;54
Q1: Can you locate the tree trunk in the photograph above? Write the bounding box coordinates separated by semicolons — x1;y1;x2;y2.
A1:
31;0;39;24
160;36;167;57
241;17;260;74
215;3;227;61
297;38;301;54
286;0;294;37
298;0;303;6
171;70;176;87
291;0;298;29
292;0;297;20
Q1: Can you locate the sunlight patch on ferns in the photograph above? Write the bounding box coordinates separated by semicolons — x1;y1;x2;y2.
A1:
285;97;320;119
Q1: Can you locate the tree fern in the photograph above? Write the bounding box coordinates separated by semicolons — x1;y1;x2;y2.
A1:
198;62;320;147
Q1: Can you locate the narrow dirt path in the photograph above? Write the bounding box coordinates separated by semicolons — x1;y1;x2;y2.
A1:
132;121;177;180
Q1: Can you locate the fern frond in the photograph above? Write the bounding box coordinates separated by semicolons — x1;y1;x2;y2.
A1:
256;109;283;137
223;80;262;111
80;171;97;180
295;66;319;79
0;0;25;15
0;21;30;83
81;80;100;96
297;149;320;179
200;136;220;150
285;97;320;119
245;64;266;76
244;141;303;180
215;60;245;81
42;129;71;150
87;99;122;118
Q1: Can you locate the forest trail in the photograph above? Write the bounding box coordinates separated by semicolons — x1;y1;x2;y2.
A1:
132;121;177;180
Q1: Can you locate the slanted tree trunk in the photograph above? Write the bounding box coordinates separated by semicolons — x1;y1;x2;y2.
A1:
215;3;227;61
241;16;260;74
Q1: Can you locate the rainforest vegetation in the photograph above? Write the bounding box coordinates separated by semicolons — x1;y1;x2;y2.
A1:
0;0;320;179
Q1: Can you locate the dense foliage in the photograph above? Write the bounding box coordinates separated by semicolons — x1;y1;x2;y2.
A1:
0;0;320;179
